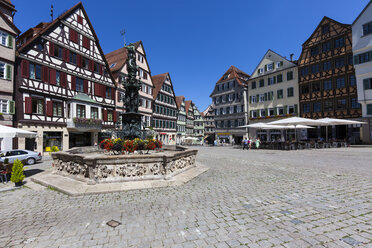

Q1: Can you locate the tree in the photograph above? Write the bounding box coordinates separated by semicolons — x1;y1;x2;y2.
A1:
10;159;25;183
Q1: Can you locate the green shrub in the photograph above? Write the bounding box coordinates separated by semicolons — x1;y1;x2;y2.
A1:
10;159;25;183
4;158;9;164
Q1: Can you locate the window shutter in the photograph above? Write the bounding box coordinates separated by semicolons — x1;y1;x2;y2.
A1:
273;76;276;84
249;96;251;104
264;93;268;101
103;109;108;121
77;15;83;24
256;94;259;101
265;108;269;116
46;101;53;117
5;64;11;80
49;42;54;56
280;61;283;66
101;85;106;97
113;111;118;122
71;75;76;90
94;83;100;96
353;55;359;65
264;65;267;71
25;97;32;114
7;35;13;48
8;100;15;114
61;72;67;88
272;63;275;69
294;104;298;114
63;48;69;62
41;66;49;83
77;54;82;67
21;60;29;78
83;80;88;93
89;60;94;72
284;105;288;114
111;88;115;99
99;64;103;75
49;69;56;85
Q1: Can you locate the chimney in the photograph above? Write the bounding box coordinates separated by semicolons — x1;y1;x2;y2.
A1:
290;53;294;62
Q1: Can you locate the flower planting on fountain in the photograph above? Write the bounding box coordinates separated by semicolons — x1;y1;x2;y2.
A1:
100;138;162;154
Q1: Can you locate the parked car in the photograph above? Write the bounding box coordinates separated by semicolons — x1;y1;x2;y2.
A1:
0;150;42;165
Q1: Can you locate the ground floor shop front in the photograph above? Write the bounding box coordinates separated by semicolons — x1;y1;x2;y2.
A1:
17;124;104;154
215;129;247;145
155;132;176;145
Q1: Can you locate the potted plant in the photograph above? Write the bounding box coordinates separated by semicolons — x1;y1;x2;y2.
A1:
4;158;9;165
10;159;25;187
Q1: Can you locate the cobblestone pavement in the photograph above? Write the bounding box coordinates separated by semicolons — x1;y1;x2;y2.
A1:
1;147;372;248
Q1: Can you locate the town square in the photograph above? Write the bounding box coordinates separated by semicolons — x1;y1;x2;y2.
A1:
1;0;372;247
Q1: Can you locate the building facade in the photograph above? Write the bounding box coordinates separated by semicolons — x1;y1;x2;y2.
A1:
185;100;194;138
298;17;362;142
210;66;249;144
247;50;299;141
193;104;204;143
352;0;372;143
0;0;19;150
105;41;153;128
202;105;215;144
175;95;186;145
15;2;116;153
151;73;177;145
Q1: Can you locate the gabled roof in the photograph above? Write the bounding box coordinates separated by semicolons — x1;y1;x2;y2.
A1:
151;72;168;99
185;100;193;113
216;65;249;86
202;104;213;116
17;2;116;86
0;0;15;11
353;0;372;25
0;10;20;35
302;16;351;46
250;49;296;78
105;41;141;73
175;95;185;109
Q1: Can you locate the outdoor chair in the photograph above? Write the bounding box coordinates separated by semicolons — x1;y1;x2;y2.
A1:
313;142;320;149
0;165;8;183
332;142;338;148
290;143;296;150
305;143;311;149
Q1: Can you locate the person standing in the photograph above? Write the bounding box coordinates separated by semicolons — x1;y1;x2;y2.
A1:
256;138;261;149
243;138;248;150
248;137;252;150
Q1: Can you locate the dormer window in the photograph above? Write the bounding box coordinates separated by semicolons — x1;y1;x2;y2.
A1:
276;61;283;68
223;74;229;80
258;68;264;74
110;63;116;68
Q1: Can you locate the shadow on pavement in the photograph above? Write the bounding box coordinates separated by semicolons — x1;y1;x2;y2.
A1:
24;169;44;177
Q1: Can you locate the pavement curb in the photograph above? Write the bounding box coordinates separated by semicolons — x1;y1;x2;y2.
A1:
31;163;209;196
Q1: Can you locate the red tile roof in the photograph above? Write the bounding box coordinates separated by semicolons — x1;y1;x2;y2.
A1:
151;72;169;99
185;100;193;113
175;95;185;109
105;41;141;73
216;65;250;86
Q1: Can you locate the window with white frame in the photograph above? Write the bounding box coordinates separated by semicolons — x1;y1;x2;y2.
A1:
138;53;144;63
0;31;7;46
252;110;257;118
267;63;273;71
288;105;295;114
269;108;275;116
268;77;274;85
252;95;257;103
258;68;264;74
278;106;284;115
276;62;282;68
0;99;8;113
260;109;266;117
259;94;265;102
0;62;5;79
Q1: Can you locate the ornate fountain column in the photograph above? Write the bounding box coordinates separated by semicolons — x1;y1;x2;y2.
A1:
120;43;143;139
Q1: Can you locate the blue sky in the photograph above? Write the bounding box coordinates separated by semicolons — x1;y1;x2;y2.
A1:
13;0;370;111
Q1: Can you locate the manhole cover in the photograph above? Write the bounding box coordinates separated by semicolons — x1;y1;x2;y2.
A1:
342;237;361;246
106;220;121;228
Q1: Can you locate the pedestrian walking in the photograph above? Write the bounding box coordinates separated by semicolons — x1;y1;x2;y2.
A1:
243;138;248;150
248;137;252;150
255;138;261;149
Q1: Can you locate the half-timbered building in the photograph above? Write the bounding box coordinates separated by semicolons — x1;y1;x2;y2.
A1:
298;17;362;142
175;95;186;145
15;2;116;153
0;0;19;150
185;100;194;139
202;104;215;144
152;72;177;145
105;41;153;128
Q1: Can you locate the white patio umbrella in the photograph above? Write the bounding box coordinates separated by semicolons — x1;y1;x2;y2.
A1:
268;117;326;141
262;124;315;130
239;123;288;129
316;118;367;141
0;125;37;138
